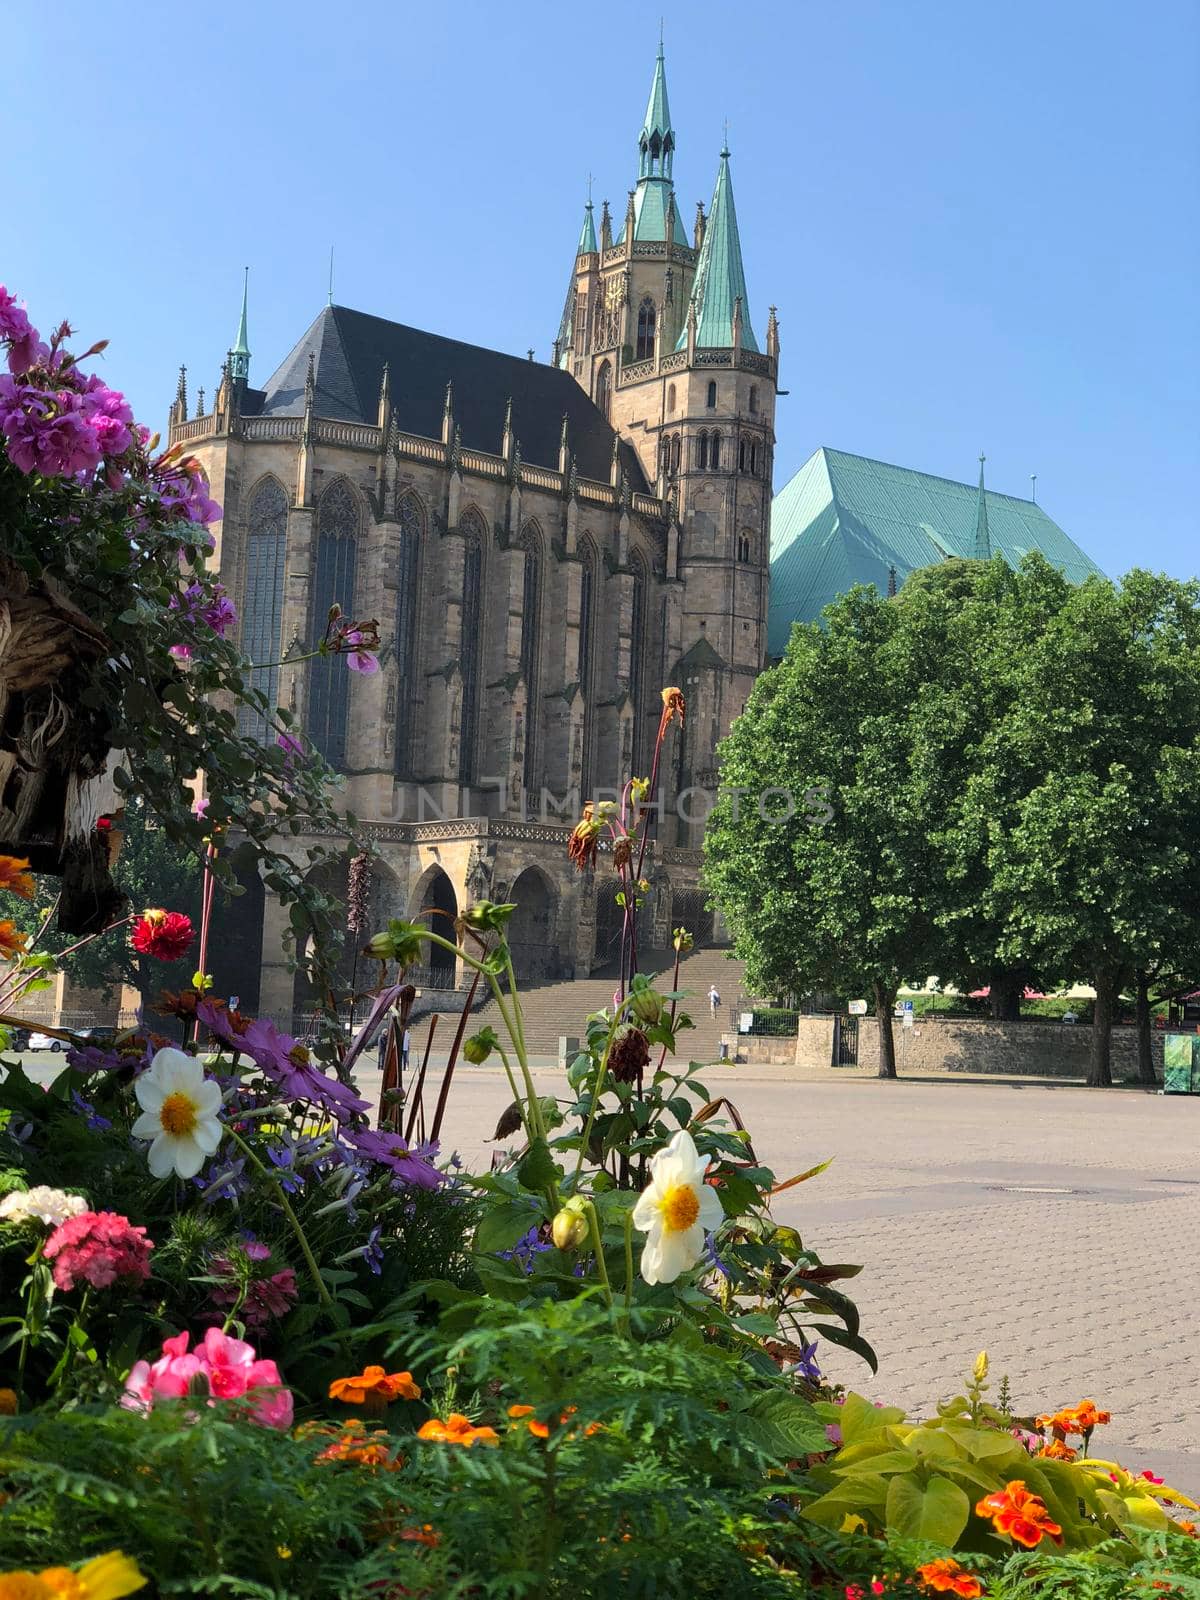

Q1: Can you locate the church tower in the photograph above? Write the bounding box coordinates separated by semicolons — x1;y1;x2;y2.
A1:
555;47;778;845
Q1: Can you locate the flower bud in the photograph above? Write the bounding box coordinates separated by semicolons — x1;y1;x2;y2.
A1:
463;1027;498;1065
672;927;694;955
629;985;663;1026
973;1350;989;1384
551;1200;589;1252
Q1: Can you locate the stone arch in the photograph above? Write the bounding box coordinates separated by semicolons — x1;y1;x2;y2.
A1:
290;854;406;1024
208;862;265;1015
595;359;611;419
409;864;458;988
636;298;656;361
507;865;559;982
671;884;714;948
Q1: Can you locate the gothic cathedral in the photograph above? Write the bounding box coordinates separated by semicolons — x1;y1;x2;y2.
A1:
167;47;777;1020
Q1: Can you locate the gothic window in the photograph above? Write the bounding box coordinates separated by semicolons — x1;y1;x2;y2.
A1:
595;359;611;419
710;433;721;471
629;553;647;769
519;524;542;792
737;532;753;564
574;291;587;353
697;432;709;470
738;439;747;473
706;380;717;409
636;298;656;361
750;442;758;476
308;480;359;768
749;384;759;415
393;492;423;776
579;537;596;794
671;435;681;474
238;477;288;743
458;508;485;784
667;382;676;414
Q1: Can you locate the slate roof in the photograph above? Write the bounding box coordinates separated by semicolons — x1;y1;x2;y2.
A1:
248;305;648;490
768;447;1106;655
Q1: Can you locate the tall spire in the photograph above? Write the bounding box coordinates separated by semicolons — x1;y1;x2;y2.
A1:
229;267;250;382
639;39;674;179
973;453;992;561
577;198;597;255
677;143;758;352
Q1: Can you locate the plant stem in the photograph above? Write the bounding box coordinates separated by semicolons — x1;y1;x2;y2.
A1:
570;997;635;1188
622;1210;634;1334
227;1127;332;1310
582;1201;613;1309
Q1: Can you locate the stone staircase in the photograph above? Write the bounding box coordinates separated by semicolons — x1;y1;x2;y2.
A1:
470;946;747;1062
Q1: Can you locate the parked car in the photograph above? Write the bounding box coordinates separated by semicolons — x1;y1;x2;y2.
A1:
26;1032;64;1052
74;1026;117;1045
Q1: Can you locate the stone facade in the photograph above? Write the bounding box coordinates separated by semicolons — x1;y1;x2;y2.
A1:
164;53;776;1024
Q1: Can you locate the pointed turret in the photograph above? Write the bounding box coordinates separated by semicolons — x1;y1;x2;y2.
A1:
169;365;188;429
229;268;250;383
973;454;992;560
577;199;598;256
677;144;758;351
639;40;674;179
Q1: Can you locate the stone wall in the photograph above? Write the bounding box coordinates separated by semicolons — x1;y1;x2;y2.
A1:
738;1015;1167;1080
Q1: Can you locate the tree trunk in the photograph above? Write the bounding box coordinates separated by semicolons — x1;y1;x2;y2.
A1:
873;979;897;1079
988;966;1022;1021
1088;968;1115;1087
1135;968;1157;1087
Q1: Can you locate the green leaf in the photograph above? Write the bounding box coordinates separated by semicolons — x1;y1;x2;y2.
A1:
839;1392;904;1442
885;1471;970;1546
474;1200;542;1256
517;1137;559;1194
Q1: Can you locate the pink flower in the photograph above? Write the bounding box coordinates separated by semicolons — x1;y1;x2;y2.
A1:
122;1328;293;1429
277;731;304;761
43;1210;154;1292
192;795;209;819
342;630;379;675
168;643;193;668
209;1243;297;1330
0;379;103;477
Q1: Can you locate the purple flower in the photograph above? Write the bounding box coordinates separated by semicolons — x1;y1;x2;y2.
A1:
342;632;379;675
500;1224;552;1275
342;1125;442;1190
703;1231;731;1280
265;1138;304;1194
70;1089;112;1133
171;581;237;639
168;644;193;668
793;1340;821;1382
0;379;103;478
361;1224;384;1275
193;1156;249;1204
0;287;47;375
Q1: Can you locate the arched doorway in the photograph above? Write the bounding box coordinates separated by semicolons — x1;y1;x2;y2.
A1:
208;860;265;1015
507;866;558;982
410;865;458;989
671;886;714;948
290;855;407;1025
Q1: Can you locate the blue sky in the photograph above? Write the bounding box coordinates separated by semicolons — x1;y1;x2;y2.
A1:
6;0;1197;579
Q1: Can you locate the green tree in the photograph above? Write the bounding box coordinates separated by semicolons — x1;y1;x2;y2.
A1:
993;570;1200;1085
705;587;946;1077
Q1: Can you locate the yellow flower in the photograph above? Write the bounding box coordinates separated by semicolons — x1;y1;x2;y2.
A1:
0;1551;146;1600
0;857;35;899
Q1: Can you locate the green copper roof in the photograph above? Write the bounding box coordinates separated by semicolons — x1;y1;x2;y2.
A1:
676;148;758;352
615;178;688;245
639;45;674;178
768;447;1105;653
577;200;597;255
973;455;992;560
230;267;250;380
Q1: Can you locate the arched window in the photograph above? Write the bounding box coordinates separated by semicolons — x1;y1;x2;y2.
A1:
629;553;647;769
671;435;681;474
574;291;587;352
595;360;611;419
393;492;423;775
667;382;676;414
458;509;485;784
579;538;597;794
750;442;758;475
737;532;753;564
239;477;288;743
710;433;721;471
749;385;759;415
308;480;359;767
636;298;656;362
738;439;747;473
706;380;717;409
519;524;542;792
697;432;709;470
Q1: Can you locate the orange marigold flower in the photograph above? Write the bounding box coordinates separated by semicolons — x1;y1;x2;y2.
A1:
1175;1519;1197;1537
975;1480;1063;1549
1036;1399;1111;1437
328;1366;422;1406
1038;1438;1077;1461
417;1411;499;1448
567;804;600;873
0;1388;16;1416
1071;1399;1111;1432
399;1525;441;1548
313;1420;403;1470
0;856;35;899
0;920;28;960
916;1557;985;1597
507;1402;582;1439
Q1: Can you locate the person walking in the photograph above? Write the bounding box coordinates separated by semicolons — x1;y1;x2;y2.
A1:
401;1026;411;1073
708;983;721;1017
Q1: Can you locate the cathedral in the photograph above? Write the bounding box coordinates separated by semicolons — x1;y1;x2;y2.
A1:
171;47;778;1019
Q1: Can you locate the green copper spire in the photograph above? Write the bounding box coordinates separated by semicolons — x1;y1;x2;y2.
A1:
677;144;758;352
973;453;992;560
577;198;597;255
229;267;250;382
639;41;674;178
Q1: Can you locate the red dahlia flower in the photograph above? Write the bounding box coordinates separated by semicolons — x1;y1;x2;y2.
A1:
131;908;194;962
